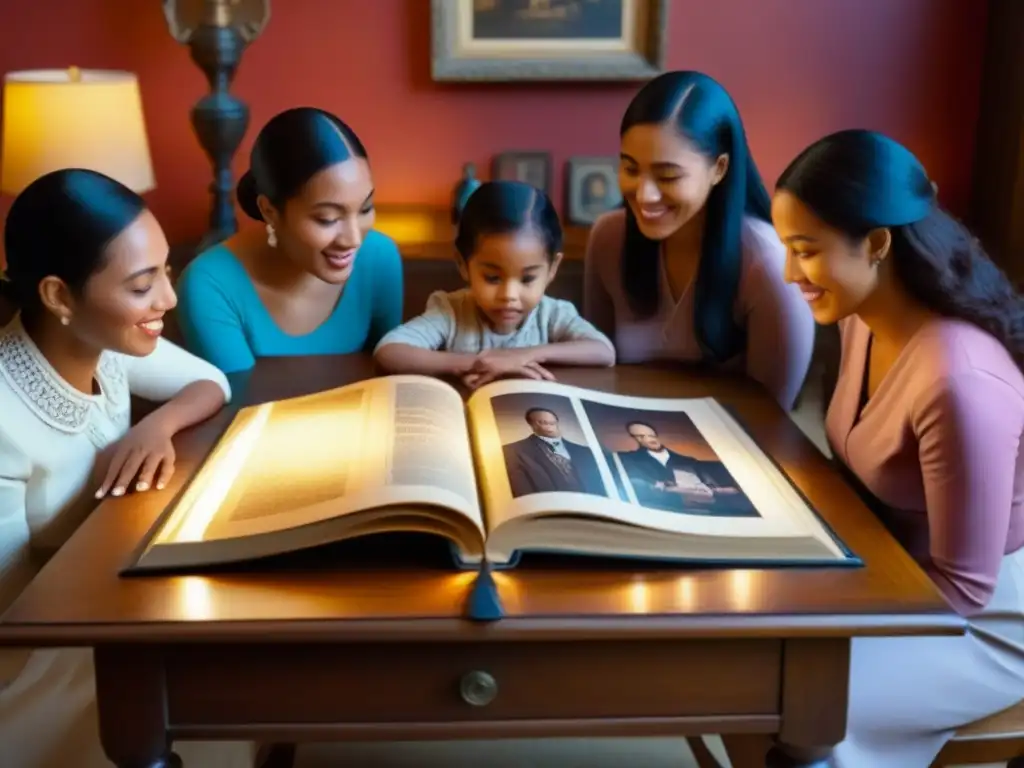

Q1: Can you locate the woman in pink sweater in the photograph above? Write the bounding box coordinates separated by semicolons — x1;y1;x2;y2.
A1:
583;71;815;410
772;129;1024;767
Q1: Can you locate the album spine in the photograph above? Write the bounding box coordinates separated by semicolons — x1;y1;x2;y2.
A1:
464;561;504;621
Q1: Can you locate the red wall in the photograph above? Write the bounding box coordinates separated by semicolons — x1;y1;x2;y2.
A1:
0;0;988;247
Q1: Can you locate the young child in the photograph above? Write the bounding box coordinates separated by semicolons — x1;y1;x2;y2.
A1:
374;180;615;389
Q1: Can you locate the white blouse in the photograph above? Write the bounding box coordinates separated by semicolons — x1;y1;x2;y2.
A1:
0;316;252;768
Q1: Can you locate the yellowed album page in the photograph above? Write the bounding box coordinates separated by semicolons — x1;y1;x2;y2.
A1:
153;375;484;546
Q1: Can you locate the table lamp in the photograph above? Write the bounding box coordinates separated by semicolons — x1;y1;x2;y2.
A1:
0;67;155;195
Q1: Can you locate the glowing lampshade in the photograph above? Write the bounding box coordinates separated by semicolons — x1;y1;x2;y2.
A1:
1;67;155;195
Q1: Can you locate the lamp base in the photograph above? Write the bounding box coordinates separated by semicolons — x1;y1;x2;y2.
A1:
196;225;239;254
186;22;250;249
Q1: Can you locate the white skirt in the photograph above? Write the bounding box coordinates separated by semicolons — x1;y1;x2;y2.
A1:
832;547;1024;767
0;646;255;768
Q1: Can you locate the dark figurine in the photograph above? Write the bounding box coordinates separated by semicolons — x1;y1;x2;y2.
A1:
451;162;482;224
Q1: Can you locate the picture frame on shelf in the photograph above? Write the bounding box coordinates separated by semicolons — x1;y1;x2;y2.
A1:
564;156;622;225
491;151;553;194
431;0;669;82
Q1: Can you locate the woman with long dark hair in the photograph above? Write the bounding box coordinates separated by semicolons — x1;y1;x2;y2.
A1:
583;70;814;410
772;129;1024;766
176;107;404;374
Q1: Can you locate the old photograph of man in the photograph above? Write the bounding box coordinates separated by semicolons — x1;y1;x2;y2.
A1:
581;401;760;517
490;393;608;499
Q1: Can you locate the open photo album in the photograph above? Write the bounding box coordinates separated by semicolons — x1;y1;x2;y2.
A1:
124;374;859;578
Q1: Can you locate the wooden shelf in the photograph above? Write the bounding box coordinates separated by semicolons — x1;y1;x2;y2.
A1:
374;204;591;261
159;204;593;338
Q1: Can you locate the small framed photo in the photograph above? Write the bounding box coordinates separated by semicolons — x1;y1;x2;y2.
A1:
565;156;623;225
491;151;553;194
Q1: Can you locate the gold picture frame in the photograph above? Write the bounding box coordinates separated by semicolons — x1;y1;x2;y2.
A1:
432;0;669;82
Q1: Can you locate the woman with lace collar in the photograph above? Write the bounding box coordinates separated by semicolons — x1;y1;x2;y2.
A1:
0;170;252;767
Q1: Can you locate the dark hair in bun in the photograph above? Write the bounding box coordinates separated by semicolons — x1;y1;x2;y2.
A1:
235;107;368;222
3;168;146;319
235;171;263;222
778;128;1024;369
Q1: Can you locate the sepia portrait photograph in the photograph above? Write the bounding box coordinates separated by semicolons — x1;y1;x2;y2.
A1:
565;156;623;225
490;392;609;500
581;401;760;518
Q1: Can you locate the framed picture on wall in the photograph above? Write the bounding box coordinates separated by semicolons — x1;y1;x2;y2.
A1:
564;156;622;225
431;0;669;82
492;151;553;194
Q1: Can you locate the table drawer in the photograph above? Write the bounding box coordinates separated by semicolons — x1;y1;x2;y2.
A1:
165;640;782;724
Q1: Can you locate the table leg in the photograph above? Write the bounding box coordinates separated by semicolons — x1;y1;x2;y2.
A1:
687;736;726;768
721;734;772;767
765;638;850;768
256;743;297;768
764;745;832;767
94;646;180;767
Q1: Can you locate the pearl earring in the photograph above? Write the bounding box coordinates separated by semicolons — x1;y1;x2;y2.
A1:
266;224;277;248
60;315;70;326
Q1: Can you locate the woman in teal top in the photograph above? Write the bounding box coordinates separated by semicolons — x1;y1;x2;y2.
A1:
176;107;403;374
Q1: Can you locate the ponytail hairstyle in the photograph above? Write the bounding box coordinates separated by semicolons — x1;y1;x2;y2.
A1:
777;129;1024;368
3;168;145;321
236;107;368;222
454;180;562;263
619;70;771;362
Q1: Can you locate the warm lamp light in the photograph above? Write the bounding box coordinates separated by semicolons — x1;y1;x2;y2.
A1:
374;207;448;244
0;68;155;195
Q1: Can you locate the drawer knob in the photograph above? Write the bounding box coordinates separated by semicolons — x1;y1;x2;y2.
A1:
460;670;498;707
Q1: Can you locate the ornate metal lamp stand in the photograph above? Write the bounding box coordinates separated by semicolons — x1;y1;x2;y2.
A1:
163;0;270;250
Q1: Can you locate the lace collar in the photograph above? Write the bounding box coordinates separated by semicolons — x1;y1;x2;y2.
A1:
0;316;123;434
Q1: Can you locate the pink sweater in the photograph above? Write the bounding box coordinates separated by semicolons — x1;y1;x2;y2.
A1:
828;316;1024;615
583;209;815;410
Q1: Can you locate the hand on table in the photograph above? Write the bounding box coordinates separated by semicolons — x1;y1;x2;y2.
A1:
95;414;177;499
461;349;555;390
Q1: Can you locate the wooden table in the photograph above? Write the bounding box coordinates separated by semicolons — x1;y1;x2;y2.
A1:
0;356;962;768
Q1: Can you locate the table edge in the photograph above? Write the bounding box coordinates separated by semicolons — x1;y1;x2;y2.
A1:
3;359;958;632
0;612;966;646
